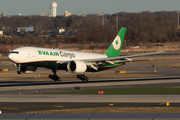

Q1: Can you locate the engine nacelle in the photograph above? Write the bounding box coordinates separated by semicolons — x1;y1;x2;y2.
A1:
20;66;37;73
67;61;87;73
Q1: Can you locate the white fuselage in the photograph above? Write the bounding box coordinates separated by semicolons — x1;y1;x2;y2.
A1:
8;46;107;64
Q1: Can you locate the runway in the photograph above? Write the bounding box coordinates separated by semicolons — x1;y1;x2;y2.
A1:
0;75;180;87
1;94;180;102
0;77;180;94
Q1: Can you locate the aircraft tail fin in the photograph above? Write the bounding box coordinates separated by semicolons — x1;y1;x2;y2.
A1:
105;27;126;57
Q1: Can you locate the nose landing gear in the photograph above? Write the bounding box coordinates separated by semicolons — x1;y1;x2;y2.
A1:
17;64;22;74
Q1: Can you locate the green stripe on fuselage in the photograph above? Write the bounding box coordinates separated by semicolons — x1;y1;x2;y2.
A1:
87;63;125;72
21;61;60;69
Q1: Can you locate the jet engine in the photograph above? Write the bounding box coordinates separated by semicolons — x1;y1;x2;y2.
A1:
67;61;87;73
20;66;37;73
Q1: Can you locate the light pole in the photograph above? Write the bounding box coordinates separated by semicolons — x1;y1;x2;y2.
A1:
102;12;104;26
177;12;180;28
175;12;180;38
116;13;118;32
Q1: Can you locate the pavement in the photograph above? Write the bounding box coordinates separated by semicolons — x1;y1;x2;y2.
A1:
0;94;180;103
1;102;179;113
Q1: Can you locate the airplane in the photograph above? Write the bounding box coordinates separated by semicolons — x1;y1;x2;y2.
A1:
8;27;164;82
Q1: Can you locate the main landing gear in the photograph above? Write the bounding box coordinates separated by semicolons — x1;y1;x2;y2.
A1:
49;69;61;81
76;74;89;82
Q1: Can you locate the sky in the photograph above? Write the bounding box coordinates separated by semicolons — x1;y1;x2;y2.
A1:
0;0;180;16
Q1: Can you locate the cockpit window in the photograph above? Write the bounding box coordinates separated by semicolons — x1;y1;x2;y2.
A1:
11;51;19;54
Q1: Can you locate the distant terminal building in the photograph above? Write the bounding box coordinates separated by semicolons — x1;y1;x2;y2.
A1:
49;28;65;36
65;11;71;17
63;28;76;36
17;26;34;33
58;28;65;33
38;14;52;17
1;13;5;17
0;31;3;37
40;14;48;16
77;14;87;17
50;2;57;17
17;13;21;16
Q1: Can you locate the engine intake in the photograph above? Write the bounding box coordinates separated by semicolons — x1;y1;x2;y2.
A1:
67;61;87;73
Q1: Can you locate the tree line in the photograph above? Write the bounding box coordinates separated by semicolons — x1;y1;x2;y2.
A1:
0;11;180;46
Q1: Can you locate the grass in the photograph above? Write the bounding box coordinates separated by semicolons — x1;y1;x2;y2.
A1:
43;87;180;95
24;107;180;113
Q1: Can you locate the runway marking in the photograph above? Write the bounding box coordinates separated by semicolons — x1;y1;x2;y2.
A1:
1;107;19;110
53;105;64;108
109;104;114;106
158;103;165;105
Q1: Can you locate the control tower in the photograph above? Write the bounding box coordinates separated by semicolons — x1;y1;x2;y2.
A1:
50;2;57;17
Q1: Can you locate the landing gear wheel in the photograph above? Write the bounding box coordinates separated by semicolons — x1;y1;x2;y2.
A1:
76;75;80;79
53;75;60;81
49;74;53;79
49;74;61;81
17;64;22;74
49;69;61;81
17;71;21;74
77;74;89;82
85;77;89;82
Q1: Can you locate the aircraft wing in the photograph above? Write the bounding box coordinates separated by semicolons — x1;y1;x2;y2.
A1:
57;51;164;64
85;51;165;63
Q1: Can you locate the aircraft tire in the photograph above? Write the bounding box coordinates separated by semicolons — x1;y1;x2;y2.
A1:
49;74;52;79
86;77;89;82
17;71;21;74
76;75;80;79
53;75;61;81
79;75;83;80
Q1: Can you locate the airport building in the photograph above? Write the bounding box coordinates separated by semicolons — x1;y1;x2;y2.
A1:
65;11;71;17
16;26;34;33
1;13;5;17
17;13;21;16
0;31;3;37
49;28;65;36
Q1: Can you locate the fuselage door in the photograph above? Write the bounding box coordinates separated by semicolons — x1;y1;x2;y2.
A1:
27;51;30;58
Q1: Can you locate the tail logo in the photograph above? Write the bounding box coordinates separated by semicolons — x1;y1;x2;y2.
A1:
112;35;121;50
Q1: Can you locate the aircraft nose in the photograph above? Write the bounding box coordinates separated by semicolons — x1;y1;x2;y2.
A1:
8;53;18;63
8;53;13;60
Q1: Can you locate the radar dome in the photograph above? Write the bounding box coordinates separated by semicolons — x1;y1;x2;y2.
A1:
51;2;57;8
